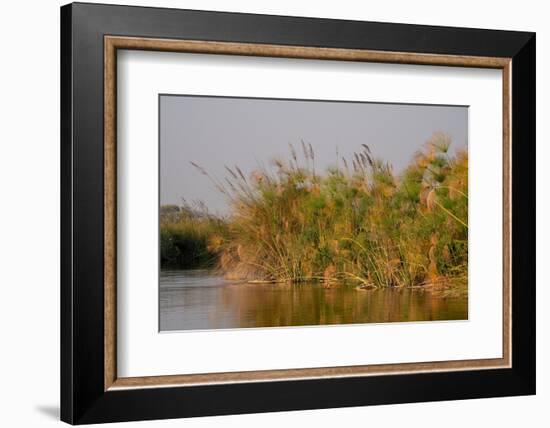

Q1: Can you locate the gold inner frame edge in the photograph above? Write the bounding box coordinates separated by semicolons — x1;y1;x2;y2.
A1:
104;36;512;391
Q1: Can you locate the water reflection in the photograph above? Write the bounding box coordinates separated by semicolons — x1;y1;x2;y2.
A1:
160;269;468;331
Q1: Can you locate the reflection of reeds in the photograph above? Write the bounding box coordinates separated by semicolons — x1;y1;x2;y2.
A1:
167;132;467;288
212;282;467;328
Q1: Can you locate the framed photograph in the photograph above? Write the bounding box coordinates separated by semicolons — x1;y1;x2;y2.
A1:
61;2;535;424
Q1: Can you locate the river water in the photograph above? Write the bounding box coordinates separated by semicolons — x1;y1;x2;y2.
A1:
160;269;468;331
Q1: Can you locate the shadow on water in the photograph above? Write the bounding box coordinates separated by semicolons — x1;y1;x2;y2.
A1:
160;269;468;332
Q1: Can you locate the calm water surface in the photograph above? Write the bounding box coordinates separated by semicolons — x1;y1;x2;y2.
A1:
160;269;468;331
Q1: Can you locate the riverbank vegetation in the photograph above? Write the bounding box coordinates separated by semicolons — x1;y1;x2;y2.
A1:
160;204;224;268
161;132;467;289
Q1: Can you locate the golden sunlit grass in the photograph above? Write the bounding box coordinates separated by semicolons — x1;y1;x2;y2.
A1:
161;132;468;289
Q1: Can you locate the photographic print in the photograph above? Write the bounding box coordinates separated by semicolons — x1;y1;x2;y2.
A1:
159;95;469;332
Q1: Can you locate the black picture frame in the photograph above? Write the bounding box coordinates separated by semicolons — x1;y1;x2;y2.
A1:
61;2;535;424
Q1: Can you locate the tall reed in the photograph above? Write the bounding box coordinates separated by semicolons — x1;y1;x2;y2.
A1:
178;132;467;288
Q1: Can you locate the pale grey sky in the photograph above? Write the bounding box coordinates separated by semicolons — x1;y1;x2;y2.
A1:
160;95;467;215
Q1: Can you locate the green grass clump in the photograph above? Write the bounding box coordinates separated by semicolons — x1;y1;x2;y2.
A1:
160;204;226;269
168;132;468;289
